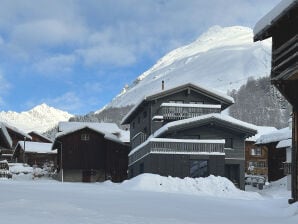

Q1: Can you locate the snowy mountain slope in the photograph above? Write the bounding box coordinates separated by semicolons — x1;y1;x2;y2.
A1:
0;103;73;133
101;26;271;111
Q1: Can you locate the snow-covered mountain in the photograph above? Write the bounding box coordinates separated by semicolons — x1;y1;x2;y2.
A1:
101;26;271;111
0;103;73;133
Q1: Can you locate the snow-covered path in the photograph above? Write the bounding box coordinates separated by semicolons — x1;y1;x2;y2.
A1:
0;176;297;224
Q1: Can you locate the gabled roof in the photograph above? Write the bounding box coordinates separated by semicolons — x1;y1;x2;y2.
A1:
28;131;53;143
58;122;121;135
15;141;55;154
0;122;32;149
153;113;258;138
255;127;291;145
246;126;278;142
55;124;124;145
121;83;234;124
3;122;32;140
0;123;13;149
254;0;298;41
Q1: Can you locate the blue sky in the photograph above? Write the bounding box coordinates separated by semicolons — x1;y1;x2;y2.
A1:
0;0;280;115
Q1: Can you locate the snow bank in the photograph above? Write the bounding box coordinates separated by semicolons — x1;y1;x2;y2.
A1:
122;173;261;200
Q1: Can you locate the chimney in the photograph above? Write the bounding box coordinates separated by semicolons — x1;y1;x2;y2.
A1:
162;80;164;91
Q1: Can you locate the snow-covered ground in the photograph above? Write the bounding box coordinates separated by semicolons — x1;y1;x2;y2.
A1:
0;173;297;224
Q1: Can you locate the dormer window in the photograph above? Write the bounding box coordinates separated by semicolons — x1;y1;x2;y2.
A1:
81;133;90;141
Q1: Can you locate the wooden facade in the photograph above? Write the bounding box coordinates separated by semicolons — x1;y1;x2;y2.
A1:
254;0;298;203
245;141;268;178
53;127;128;183
123;83;256;189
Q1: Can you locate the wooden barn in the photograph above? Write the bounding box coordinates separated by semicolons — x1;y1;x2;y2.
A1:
0;122;32;161
13;141;56;167
254;0;298;203
53;122;129;183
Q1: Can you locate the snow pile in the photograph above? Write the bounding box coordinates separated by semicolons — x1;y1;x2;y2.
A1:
9;163;33;174
0;103;73;133
256;127;291;144
122;173;261;200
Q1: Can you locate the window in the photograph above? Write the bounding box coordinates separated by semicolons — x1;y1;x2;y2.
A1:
81;133;90;141
131;122;135;129
248;161;266;168
190;160;209;178
225;138;233;148
143;127;147;134
137;116;141;124
251;147;262;156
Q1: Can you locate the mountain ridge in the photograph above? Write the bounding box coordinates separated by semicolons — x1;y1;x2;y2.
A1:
99;25;271;112
0;103;73;133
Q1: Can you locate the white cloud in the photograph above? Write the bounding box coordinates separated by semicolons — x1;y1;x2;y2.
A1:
1;0;280;70
33;54;77;75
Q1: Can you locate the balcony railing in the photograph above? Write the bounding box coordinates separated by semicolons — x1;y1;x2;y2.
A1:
131;132;147;149
272;34;298;80
129;138;225;165
160;103;221;120
283;162;292;175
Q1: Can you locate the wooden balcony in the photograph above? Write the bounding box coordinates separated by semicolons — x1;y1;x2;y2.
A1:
129;138;225;165
272;35;298;81
160;103;221;120
131;132;147;149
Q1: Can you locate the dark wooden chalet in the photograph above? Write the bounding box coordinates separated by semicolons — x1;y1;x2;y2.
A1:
53;122;129;183
254;0;298;203
0;122;32;161
122;83;257;189
13;141;56;167
28;131;53;143
254;127;291;182
245;126;277;180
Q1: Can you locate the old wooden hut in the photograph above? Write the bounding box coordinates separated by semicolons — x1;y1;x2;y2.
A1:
13;141;56;167
53;122;129;183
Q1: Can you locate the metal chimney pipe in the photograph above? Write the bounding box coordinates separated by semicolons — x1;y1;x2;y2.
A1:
162;80;164;90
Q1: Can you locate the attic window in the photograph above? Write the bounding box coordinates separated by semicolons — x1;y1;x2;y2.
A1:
81;133;90;141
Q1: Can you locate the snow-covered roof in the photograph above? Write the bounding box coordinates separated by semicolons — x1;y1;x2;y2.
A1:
150;138;225;144
246;126;278;142
16;141;56;154
1;122;32;140
254;0;297;40
121;83;234;124
129;137;225;156
0;122;33;149
28;131;53;143
58;122;121;134
153;113;257;138
160;103;221;109
276;139;292;148
0;123;13;148
56;125;123;144
255;127;291;145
